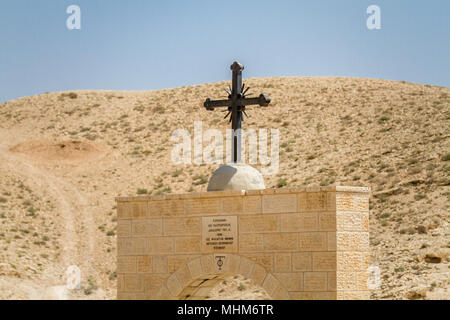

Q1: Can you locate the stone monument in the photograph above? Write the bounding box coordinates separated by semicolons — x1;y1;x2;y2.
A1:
116;62;371;300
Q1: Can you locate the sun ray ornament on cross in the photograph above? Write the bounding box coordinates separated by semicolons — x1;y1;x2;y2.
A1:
204;61;271;164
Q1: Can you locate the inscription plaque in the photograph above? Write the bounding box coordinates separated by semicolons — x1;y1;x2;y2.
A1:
202;216;238;253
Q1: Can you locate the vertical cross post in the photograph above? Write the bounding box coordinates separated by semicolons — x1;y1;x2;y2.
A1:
231;62;244;163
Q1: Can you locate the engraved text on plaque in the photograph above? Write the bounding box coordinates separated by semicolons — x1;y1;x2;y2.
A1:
201;216;238;253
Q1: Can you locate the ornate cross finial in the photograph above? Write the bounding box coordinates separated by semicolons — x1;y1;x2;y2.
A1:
204;61;271;163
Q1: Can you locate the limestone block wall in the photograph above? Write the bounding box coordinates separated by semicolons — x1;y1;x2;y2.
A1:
116;186;370;300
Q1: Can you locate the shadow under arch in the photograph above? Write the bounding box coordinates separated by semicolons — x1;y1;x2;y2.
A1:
155;254;290;300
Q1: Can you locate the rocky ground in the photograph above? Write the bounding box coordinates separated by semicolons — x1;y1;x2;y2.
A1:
0;77;448;299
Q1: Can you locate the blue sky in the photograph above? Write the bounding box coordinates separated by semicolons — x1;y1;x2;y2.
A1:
0;0;449;103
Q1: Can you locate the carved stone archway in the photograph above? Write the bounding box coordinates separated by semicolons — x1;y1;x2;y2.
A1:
155;254;290;300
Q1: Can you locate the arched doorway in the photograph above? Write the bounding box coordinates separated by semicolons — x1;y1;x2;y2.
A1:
178;273;271;300
156;254;290;300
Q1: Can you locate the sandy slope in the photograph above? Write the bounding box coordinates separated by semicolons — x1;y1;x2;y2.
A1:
0;77;448;299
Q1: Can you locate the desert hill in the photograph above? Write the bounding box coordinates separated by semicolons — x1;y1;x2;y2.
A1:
0;77;448;299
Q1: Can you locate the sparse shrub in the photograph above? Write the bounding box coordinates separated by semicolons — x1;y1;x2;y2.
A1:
171;169;183;177
27;207;37;217
414;194;426;201
441;153;450;162
193;175;208;186
379;126;392;132
320;176;335;186
0;197;7;203
277;178;288;188
153;105;165;114
83;133;97;141
378;115;390;124
348;161;359;167
408;166;422;175
61;92;78;99
378;162;389;171
137;188;148;195
155;186;171;195
84;277;98;295
108;271;117;280
131;148;141;156
133;105;145;113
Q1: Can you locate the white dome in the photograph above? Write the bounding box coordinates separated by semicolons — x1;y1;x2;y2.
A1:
207;163;265;191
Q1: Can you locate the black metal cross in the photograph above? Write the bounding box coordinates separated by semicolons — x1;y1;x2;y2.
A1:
204;61;271;163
